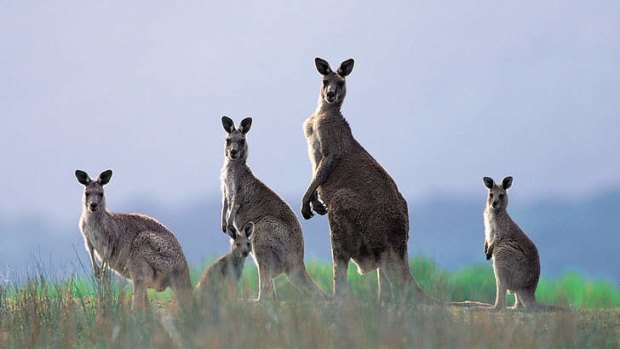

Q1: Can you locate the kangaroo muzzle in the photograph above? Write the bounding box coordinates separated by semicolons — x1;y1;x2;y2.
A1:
325;86;337;104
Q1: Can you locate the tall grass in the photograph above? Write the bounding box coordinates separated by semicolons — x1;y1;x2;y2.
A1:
0;257;618;348
215;257;620;308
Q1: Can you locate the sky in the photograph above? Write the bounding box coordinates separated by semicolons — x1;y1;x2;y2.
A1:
1;1;619;227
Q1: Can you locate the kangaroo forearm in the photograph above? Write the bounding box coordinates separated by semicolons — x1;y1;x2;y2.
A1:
485;241;495;260
87;243;103;277
314;155;336;186
227;202;240;229
304;156;336;201
87;241;98;269
221;197;229;232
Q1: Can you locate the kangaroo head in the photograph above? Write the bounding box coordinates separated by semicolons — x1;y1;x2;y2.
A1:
315;57;354;106
226;222;254;258
75;169;112;213
483;176;513;211
222;116;252;161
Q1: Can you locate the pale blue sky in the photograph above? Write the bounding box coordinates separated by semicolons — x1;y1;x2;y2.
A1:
1;1;619;224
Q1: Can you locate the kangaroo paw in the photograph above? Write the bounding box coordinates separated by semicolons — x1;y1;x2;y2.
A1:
312;200;328;215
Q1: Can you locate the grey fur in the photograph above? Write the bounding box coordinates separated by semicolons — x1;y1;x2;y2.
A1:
75;169;191;310
483;176;545;311
220;117;326;301
194;222;253;303
301;58;432;303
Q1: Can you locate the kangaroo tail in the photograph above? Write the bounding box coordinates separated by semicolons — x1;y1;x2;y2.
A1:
406;277;442;305
532;303;569;312
289;265;328;299
447;300;494;308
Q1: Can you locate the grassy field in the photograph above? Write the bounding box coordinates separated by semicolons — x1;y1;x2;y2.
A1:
0;257;618;348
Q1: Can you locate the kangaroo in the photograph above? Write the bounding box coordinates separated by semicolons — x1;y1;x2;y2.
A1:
220;116;326;301
483;176;560;311
75;169;191;310
194;222;253;302
301;57;432;303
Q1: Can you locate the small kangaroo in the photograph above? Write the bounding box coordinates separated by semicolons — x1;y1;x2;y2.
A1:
75;169;191;310
483;176;544;311
194;222;253;302
220;116;326;301
301;58;432;303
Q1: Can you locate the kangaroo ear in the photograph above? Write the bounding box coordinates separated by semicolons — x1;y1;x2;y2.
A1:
501;176;513;190
97;170;113;186
483;177;494;189
226;225;237;239
315;57;332;75
75;170;91;186
337;58;354;77
222;116;235;133
239;117;252;134
243;222;254;238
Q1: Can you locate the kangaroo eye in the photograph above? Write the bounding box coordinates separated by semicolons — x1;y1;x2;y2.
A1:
85;193;90;197
499;194;505;199
337;81;344;87
239;139;245;146
323;80;328;87
489;193;494;198
226;139;231;145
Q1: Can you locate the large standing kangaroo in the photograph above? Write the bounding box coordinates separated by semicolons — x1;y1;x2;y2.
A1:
301;58;431;302
220;117;326;301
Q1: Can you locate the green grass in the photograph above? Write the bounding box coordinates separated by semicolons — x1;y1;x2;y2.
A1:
0;257;619;348
202;257;619;308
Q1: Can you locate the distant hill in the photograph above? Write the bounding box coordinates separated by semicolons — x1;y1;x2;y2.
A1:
1;191;618;284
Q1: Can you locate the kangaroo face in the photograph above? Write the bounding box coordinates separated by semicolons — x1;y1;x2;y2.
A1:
226;222;254;258
315;58;354;105
84;183;106;212
225;131;247;160
321;72;346;105
483;176;513;211
222;116;252;161
76;170;113;213
232;232;252;258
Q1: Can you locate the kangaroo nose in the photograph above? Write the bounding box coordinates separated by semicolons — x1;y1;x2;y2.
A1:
89;203;98;210
326;91;336;98
242;251;248;257
492;201;498;208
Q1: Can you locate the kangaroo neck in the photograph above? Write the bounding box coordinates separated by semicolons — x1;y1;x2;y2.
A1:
84;207;109;224
224;157;247;169
232;255;245;269
316;96;343;116
486;207;509;222
224;158;252;179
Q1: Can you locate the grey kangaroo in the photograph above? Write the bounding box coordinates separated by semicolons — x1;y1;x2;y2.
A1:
75;169;191;310
194;222;253;302
483;176;562;311
301;58;432;303
220;116;326;301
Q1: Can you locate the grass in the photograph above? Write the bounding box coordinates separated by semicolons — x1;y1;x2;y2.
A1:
0;257;618;348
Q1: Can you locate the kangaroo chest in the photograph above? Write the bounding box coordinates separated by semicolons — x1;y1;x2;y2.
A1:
223;167;248;201
484;212;506;243
304;115;322;171
82;218;109;253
